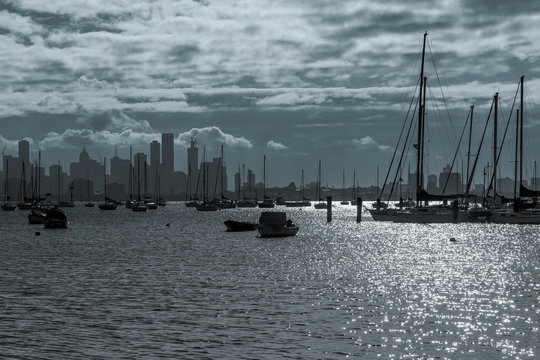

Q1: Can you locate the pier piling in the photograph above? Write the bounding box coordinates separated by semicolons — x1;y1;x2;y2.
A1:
327;196;332;222
357;197;362;223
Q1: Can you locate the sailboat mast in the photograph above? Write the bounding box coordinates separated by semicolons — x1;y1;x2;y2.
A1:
520;75;524;191
416;31;428;206
129;146;133;200
466;105;473;190
493;92;498;196
103;157;107;200
420;76;427;191
263;155;266;199
221;145;224;199
514;109;519;200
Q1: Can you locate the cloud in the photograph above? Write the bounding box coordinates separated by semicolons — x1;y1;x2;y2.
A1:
352;136;390;151
76;109;152;132
266;140;288;150
38;128;159;149
176;126;253;149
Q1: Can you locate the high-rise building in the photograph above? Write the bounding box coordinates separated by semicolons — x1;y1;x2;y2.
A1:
18;140;30;168
133;153;147;198
247;169;255;198
150;140;160;171
187;137;199;193
162;133;174;175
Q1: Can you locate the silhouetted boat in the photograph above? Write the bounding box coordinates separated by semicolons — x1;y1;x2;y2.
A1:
314;160;326;209
286;170;311;207
196;147;219;212
2;157;16;211
224;219;258;232
257;211;299;237
28;208;46;224
258;155;275;208
44;208;68;228
340;169;349;205
99;157;117;210
132;201;148;212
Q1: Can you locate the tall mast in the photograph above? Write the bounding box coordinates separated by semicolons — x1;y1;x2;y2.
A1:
38;151;41;201
420;76;427;191
103;157;107;201
493;92;498;196
242;163;245;200
129;146;133;200
514;109;519;200
520;75;524;191
416;31;428;205
57;162;61;203
466;105;474;192
263;155;266;199
221;145;224;199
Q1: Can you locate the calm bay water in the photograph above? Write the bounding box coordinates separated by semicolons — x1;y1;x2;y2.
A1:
1;203;538;359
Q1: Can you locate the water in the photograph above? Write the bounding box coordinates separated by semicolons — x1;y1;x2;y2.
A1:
1;204;538;359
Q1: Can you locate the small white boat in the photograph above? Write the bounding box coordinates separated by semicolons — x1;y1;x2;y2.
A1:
257;211;299;237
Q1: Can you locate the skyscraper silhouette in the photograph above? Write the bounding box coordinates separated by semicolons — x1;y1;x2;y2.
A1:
162;133;174;175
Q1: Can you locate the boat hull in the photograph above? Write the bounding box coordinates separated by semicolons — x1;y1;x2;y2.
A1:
224;220;257;232
491;210;540;224
257;225;299;237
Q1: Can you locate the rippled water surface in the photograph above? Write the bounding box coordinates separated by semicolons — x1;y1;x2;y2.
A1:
1;203;539;359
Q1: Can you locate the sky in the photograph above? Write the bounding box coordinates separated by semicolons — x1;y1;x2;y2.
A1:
1;0;540;187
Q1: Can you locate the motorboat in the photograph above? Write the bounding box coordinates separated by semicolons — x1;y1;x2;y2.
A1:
224;219;258;232
28;208;46;224
44;208;68;228
257;211;299;237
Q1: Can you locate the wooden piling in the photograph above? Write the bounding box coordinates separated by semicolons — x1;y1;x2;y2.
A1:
327;196;332;222
357;197;362;223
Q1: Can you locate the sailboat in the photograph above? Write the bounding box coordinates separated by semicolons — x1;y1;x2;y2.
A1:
314;160;326;209
146;160;159;210
1;157;16;211
84;171;94;207
368;32;458;223
216;145;236;209
340;169;349;205
99;157;117;210
286;169;311;207
490;75;540;223
351;171;358;205
126;146;135;208
258;155;275;208
132;156;148;212
196;147;219;211
17;162;32;210
237;163;257;207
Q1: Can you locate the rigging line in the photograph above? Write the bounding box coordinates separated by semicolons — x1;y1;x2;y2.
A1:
486;84;520;195
525;85;540;146
387;96;419;202
466;99;494;195
379;78;420;200
442;108;471;194
426;85;454;172
428;39;454;128
380;41;423;182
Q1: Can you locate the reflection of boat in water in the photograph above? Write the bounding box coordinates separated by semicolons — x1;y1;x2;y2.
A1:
257;211;299;237
224;219;258;232
44;208;68;228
